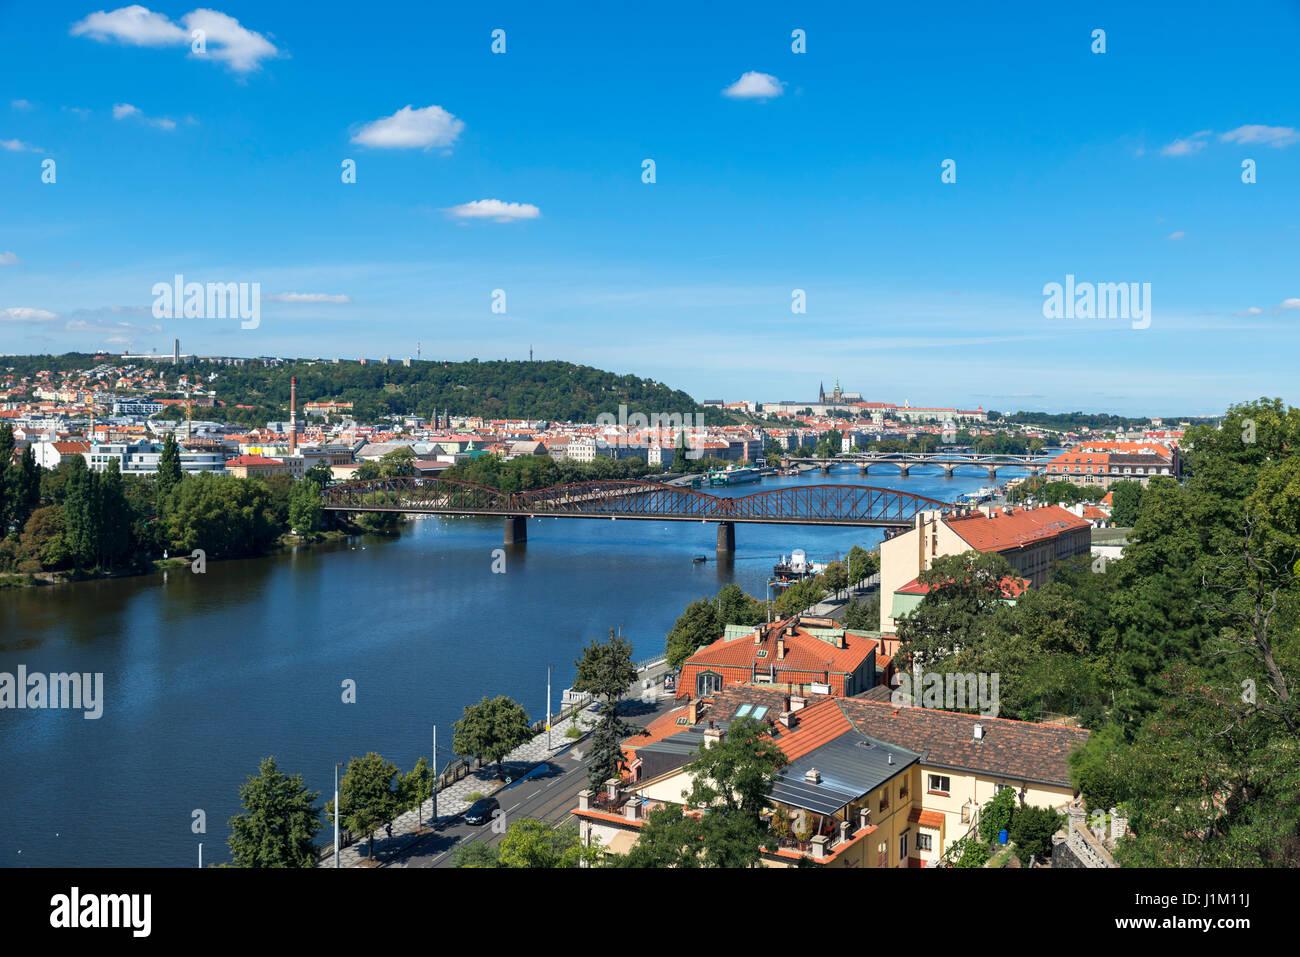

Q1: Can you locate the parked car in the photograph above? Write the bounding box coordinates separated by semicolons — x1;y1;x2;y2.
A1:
464;797;500;826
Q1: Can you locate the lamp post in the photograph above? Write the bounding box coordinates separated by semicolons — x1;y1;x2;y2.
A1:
334;762;342;869
431;724;438;825
546;664;554;750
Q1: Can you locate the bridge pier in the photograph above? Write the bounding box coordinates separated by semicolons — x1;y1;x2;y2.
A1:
987;467;998;480
716;522;735;555
504;515;527;545
943;466;955;478
859;464;869;475
898;466;910;477
820;465;831;475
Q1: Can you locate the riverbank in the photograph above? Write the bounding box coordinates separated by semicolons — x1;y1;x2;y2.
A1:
0;527;368;590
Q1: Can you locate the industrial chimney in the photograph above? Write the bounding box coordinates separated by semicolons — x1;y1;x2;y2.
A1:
289;376;298;454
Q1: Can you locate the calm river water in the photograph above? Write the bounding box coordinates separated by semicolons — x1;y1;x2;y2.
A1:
0;465;1030;866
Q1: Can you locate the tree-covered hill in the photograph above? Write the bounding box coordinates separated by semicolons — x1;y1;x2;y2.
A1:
2;354;731;427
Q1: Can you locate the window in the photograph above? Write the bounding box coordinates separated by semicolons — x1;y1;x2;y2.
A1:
928;774;950;795
961;804;971;824
899;832;908;861
899;778;908;800
879;792;890;813
696;671;722;696
917;833;933;852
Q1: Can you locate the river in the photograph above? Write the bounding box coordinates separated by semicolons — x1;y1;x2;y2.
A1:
0;465;1032;866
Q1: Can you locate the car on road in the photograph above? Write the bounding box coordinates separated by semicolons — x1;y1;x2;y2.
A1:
464;797;500;826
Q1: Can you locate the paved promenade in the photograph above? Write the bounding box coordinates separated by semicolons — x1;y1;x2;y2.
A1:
332;657;672;867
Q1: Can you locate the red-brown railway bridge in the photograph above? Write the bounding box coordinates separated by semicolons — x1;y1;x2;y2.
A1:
320;478;951;553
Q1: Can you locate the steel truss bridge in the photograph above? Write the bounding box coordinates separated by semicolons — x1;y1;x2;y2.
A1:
320;478;951;552
789;451;1050;478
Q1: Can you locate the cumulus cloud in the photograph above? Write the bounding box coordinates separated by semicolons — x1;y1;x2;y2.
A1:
0;252;20;265
1;307;60;322
722;71;784;99
71;5;278;73
1219;124;1299;148
0;138;44;153
112;102;176;129
445;199;541;222
70;4;187;46
1236;306;1263;316
264;292;352;303
11;99;34;111
1167;230;1185;240
181;9;278;73
351;105;464;150
1278;298;1300;311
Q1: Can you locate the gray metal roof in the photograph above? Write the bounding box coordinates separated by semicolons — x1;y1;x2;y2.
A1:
771;733;921;816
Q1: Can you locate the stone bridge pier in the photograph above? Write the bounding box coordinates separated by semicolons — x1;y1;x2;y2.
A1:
987;467;999;479
716;521;735;555
504;515;527;544
897;465;911;477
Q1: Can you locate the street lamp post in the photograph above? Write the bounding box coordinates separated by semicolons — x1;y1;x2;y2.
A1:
330;764;340;868
431;724;438;825
546;664;553;750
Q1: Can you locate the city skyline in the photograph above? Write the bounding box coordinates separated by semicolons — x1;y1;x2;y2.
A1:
3;1;1299;415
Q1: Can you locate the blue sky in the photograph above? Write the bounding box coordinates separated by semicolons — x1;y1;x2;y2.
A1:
2;1;1298;415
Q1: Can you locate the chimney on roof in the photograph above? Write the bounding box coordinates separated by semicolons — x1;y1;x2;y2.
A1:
973;722;984;741
779;709;797;729
289;376;298;454
887;753;894;765
785;622;796;637
790;694;807;712
783;694;791;712
804;767;821;784
703;725;725;748
754;625;763;645
777;637;786;660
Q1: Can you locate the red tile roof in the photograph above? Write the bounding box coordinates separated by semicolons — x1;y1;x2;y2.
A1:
897;574;1029;598
774;699;853;762
945;505;1090;553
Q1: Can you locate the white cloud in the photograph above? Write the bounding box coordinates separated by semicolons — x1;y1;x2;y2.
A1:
1236;306;1263;316
351;105;464;150
1;307;60;323
1278;298;1300;311
64;106;92;118
0;252;20;265
264;292;352;303
70;4;188;46
1167;230;1185;240
71;6;278;74
112;102;176;129
722;71;784;99
11;99;34;111
180;9;279;73
0;138;43;153
1161;130;1211;156
445;199;541;222
1219;125;1299;148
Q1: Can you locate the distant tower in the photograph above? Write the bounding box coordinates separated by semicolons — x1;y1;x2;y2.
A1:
818;382;825;404
289;375;298;454
174;338;180;366
530;344;533;362
417;341;421;360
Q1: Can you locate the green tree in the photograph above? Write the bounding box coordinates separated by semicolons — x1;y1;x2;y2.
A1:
847;544;879;586
61;456;99;570
620;803;702;868
681;716;788;868
452;695;533;782
451;841;500;868
289;479;323;537
96;459;132;570
1009;805;1062;865
1108;480;1143;526
665;598;721;670
713;583;765;627
398;757;433;822
155;432;183;503
226;756;322;868
573;629;642;789
497;819;602;868
333;752;401;861
895;550;1015;668
978;787;1017;845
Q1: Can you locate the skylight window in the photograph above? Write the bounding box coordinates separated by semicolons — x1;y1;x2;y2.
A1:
735;704;753;717
752;706;769;720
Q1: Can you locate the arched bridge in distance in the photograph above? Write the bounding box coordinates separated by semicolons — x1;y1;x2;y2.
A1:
320;477;953;554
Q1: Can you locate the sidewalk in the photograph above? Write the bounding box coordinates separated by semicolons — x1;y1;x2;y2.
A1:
332;701;601;867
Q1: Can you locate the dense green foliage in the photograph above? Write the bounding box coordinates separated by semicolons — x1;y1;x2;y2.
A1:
452;695;534;781
331;752;402;860
226;756;323;868
664;584;767;669
453;819;602;868
572;630;643;789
